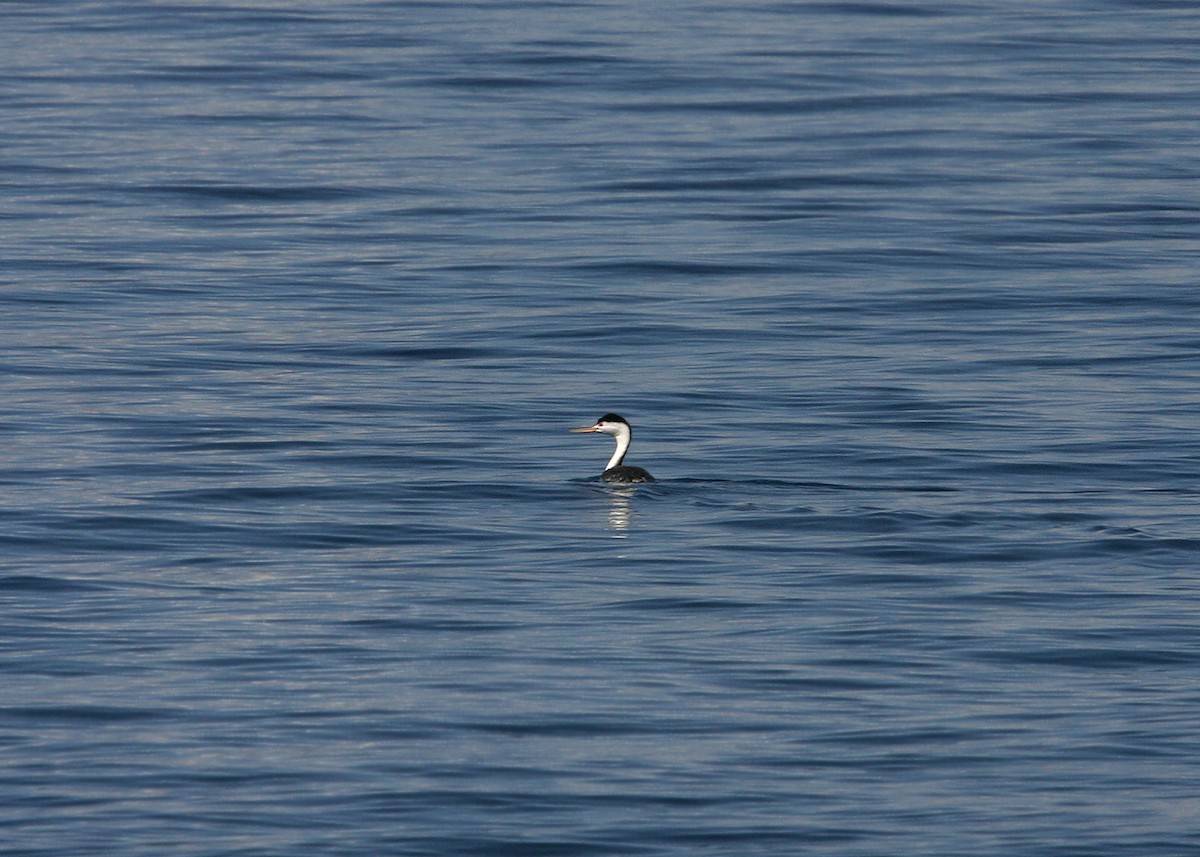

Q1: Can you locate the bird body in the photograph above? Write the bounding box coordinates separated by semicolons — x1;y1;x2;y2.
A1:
569;413;654;483
600;464;654;484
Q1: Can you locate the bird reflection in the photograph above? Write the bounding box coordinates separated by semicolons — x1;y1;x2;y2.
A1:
605;487;635;536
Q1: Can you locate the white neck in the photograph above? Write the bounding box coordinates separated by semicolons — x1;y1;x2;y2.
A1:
606;423;631;470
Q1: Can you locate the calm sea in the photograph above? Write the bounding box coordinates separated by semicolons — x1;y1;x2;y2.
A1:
3;1;1199;854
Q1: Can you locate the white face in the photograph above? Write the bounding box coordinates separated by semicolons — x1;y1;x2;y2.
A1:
595;419;621;436
569;417;629;438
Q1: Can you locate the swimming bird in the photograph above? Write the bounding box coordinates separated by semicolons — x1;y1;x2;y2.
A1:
569;413;655;483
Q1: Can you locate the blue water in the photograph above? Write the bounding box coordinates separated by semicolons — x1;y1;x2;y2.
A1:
3;1;1200;854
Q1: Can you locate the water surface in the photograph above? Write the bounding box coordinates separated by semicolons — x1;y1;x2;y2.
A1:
3;2;1199;854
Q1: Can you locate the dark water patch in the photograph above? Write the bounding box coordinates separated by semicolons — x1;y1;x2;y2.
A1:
146;182;371;203
2;704;171;724
0;575;106;593
820;724;1002;751
717;507;976;538
505;48;636;69
841;540;1092;567
141;485;363;505
720;672;905;693
387;833;639;857
974;647;1197;669
343;617;522;634
602;596;760;613
564;259;786;277
803;2;949;16
351;345;513;361
619;92;985;117
951;587;1155;609
459;717;718;739
430;75;559;90
528;321;732;347
3;512;490;554
672;476;858;491
146;65;377;86
588;173;911;195
1082;531;1200;558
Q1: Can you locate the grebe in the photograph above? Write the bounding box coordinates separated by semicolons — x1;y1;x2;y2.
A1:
569;413;655;483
